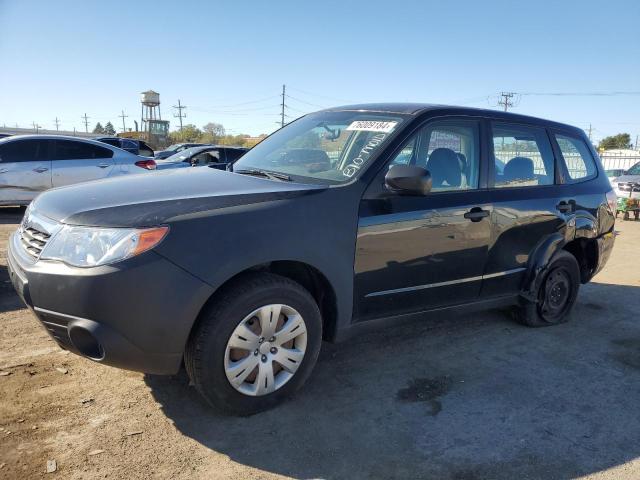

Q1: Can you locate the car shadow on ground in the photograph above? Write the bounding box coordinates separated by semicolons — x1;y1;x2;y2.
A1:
145;282;640;480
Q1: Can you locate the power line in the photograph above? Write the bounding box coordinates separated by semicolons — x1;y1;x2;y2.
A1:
81;113;90;133
520;91;640;97
286;86;354;104
118;110;128;132
173;99;187;130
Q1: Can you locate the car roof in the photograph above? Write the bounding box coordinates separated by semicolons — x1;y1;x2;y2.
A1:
0;134;120;145
0;134;135;152
321;103;584;134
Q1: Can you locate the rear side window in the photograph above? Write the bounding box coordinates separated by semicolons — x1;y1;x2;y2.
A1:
554;134;597;182
0;139;49;162
137;141;154;157
492;123;554;188
53;140;113;160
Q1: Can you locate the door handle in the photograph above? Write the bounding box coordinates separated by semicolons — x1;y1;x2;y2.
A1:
556;201;574;214
33;167;49;173
464;207;490;222
97;163;110;168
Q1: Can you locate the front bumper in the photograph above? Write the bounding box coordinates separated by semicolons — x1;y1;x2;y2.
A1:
7;231;213;374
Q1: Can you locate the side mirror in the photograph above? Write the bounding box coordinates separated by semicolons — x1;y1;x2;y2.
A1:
384;164;432;195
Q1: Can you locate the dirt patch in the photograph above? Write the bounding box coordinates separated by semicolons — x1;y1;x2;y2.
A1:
396;376;452;416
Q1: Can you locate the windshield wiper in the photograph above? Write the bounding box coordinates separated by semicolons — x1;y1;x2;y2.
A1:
234;168;292;182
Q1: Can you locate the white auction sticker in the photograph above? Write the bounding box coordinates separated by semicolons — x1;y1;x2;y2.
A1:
346;120;398;133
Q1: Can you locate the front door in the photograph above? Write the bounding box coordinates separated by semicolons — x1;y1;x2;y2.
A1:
51;140;115;187
353;118;492;321
0;139;52;204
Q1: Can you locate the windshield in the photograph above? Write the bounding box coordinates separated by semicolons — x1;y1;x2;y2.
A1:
627;162;640;175
163;147;202;162
232;111;405;184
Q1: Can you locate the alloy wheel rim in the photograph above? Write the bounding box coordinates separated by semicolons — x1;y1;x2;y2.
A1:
224;304;307;396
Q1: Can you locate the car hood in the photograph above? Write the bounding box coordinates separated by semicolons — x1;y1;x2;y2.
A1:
31;167;325;227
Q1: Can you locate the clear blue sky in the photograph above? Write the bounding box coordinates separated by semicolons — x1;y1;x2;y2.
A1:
1;0;639;143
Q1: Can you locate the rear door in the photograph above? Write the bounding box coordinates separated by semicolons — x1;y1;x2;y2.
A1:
481;120;564;297
51;140;115;187
0;139;52;204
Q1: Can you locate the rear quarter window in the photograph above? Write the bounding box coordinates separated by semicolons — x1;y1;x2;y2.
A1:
554;134;597;182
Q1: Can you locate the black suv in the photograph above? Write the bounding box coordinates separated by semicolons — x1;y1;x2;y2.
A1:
7;104;616;415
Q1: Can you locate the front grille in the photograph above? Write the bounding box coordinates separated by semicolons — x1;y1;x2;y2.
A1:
19;225;51;259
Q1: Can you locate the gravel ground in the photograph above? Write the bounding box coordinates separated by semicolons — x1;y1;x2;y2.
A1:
1;207;640;479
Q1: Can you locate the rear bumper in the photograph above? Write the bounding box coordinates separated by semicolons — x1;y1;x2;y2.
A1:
593;230;615;277
7;232;213;374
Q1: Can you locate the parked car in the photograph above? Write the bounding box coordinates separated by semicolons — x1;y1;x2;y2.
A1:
0;135;160;205
154;143;207;160
611;161;640;200
7;104;616;415
94;137;154;157
155;145;248;170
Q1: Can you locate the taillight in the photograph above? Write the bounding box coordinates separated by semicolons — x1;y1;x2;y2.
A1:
135;159;157;170
606;189;618;213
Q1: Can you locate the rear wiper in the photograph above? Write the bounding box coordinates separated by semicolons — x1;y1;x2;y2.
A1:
234;168;292;182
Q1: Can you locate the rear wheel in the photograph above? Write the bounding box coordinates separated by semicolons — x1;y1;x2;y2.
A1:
515;250;580;327
184;273;322;415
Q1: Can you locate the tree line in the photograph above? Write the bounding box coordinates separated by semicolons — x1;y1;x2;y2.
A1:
168;123;266;147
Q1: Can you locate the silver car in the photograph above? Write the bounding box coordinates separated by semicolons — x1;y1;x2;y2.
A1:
0;135;160;206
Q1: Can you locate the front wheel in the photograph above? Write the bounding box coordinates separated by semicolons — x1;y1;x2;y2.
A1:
184;273;322;415
514;250;580;327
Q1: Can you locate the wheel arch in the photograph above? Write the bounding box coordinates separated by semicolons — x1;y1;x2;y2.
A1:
522;220;600;299
188;260;340;347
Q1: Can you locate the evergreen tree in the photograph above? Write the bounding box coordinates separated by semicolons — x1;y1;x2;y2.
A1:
93;122;105;134
104;122;116;136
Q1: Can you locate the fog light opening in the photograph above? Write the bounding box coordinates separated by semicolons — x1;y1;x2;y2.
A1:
68;327;104;360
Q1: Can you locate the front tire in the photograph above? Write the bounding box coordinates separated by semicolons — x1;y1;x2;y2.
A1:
515;250;580;327
184;273;322;416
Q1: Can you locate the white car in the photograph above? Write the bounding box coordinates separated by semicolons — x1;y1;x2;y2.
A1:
0;135;163;206
612;161;640;200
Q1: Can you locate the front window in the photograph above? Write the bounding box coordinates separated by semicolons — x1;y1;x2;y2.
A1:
232;111;405;184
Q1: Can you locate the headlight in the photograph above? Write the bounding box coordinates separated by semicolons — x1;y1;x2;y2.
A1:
40;225;168;267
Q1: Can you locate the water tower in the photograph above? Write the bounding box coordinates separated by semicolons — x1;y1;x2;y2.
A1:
139;90;169;148
140;90;161;129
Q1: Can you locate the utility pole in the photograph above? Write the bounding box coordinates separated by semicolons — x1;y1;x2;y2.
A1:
32;121;41;133
172;100;186;130
81;113;90;133
498;92;516;111
118;110;128;132
53;117;60;131
588;124;593;141
635;134;639;150
280;84;286;128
